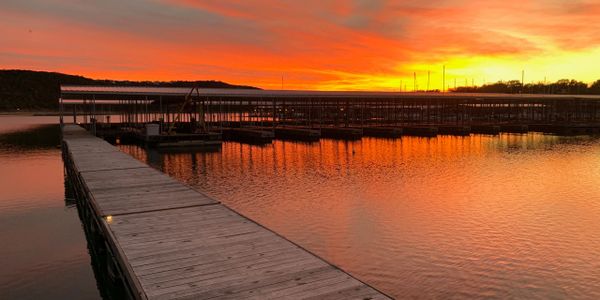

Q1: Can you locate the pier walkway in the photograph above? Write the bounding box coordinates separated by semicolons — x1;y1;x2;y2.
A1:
61;124;391;300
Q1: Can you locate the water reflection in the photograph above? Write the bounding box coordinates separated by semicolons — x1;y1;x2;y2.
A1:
0;119;101;300
120;133;600;299
63;171;129;300
0;124;60;153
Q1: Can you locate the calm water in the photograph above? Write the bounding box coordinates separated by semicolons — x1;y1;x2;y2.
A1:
119;133;600;299
2;115;600;299
0;116;101;300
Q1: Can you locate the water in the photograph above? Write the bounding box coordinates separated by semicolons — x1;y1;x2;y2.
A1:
2;115;600;299
119;134;600;299
0;115;101;300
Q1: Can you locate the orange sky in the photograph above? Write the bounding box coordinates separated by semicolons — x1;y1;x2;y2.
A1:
1;0;600;90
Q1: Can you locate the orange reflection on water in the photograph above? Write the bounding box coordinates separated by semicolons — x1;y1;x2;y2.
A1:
0;153;64;212
120;133;600;298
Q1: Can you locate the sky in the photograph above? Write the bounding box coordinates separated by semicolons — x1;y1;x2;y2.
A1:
1;0;600;90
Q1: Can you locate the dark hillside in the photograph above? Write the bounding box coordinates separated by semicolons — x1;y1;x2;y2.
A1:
0;70;259;110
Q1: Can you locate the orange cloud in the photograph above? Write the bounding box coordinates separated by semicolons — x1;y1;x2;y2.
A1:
1;0;599;90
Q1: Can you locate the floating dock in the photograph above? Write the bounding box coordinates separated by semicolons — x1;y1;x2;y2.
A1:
61;124;390;300
361;127;403;138
470;125;501;135
437;125;471;136
221;128;275;143
528;124;600;135
274;127;321;141
499;124;529;133
319;127;363;139
118;126;222;148
400;126;438;137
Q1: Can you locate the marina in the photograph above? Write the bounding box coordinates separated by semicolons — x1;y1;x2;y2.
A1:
60;86;600;146
3;116;600;299
4;1;600;298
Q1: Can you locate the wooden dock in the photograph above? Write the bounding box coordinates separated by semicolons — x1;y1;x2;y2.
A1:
61;124;391;300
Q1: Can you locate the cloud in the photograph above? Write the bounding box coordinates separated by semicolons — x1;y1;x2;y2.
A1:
1;0;599;90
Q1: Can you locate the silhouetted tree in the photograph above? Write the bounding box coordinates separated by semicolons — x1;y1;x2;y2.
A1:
589;80;600;94
0;70;259;110
451;78;600;95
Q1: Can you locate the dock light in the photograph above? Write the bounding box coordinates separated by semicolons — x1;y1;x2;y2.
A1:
106;215;113;223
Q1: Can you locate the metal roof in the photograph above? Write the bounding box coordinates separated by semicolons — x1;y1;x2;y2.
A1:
60;85;600;100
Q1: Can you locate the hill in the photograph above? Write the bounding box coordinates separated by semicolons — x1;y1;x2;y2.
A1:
0;70;259;110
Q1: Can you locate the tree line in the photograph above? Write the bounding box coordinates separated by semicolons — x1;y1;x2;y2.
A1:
0;70;258;111
452;79;600;94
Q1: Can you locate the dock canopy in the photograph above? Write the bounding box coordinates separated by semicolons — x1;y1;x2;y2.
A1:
60;85;600;102
59;85;600;132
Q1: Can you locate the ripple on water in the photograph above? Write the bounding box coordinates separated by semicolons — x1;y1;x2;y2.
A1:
120;134;600;299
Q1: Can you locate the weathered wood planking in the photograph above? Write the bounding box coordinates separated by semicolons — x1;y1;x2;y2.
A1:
62;124;392;300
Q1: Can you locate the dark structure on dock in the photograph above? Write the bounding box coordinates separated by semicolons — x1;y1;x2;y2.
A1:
60;86;600;144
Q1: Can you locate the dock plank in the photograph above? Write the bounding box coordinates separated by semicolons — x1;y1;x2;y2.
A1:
77;166;217;216
106;200;390;300
61;124;392;300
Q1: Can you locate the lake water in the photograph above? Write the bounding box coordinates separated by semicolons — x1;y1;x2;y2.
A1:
0;116;101;299
2;115;600;299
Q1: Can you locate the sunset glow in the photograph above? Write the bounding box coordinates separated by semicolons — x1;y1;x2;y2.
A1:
2;0;600;90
